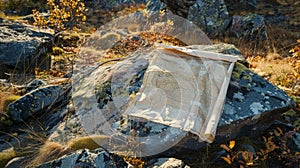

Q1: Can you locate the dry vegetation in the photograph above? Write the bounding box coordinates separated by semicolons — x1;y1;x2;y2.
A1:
0;0;300;167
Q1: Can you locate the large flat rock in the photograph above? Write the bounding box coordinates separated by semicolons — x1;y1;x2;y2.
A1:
50;43;293;157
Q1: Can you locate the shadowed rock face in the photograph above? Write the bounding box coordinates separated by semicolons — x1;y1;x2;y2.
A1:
146;0;231;36
188;0;231;36
146;0;269;40
0;22;53;77
8;85;65;122
230;14;267;41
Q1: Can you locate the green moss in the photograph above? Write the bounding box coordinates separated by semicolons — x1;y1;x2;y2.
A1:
0;116;13;126
232;62;253;82
291;96;300;105
0;149;17;168
232;71;241;79
52;47;64;55
68;135;110;151
4;95;21;109
95;81;111;100
4;95;21;115
282;109;300;131
282;109;298;117
242;74;253;82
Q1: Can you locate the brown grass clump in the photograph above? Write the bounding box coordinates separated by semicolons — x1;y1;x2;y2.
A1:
0;93;20;113
28;141;70;167
28;135;111;167
248;55;299;94
247;39;300;100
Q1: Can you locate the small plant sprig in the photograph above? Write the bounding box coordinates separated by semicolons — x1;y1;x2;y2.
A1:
32;0;86;31
220;140;257;167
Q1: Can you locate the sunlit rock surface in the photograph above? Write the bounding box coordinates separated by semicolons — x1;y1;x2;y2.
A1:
148;158;190;168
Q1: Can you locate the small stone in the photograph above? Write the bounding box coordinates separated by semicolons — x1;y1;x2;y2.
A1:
149;158;190;168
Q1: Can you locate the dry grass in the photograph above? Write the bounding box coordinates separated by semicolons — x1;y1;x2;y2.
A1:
0;148;17;168
28;141;70;167
27;135;111;167
0;89;19;116
0;11;23;21
247;54;300;97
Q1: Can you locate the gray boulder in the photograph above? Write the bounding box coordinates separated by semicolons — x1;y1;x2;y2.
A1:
147;158;190;168
8;85;65;122
36;148;117;168
187;0;231;36
0;23;53;77
67;43;293;156
230;14;267;40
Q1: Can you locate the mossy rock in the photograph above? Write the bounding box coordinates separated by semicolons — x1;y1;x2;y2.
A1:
231;62;251;82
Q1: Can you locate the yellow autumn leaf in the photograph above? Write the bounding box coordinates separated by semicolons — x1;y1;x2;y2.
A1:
159;9;165;14
229;140;235;149
221;156;232;164
246;162;254;166
82;15;86;22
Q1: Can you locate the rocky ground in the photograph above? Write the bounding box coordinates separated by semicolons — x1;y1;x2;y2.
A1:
0;0;300;167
